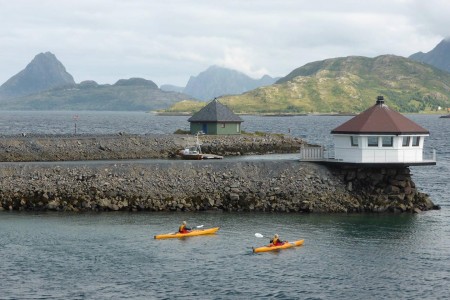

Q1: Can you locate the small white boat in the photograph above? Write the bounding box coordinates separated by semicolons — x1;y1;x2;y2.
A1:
178;132;223;160
179;146;204;160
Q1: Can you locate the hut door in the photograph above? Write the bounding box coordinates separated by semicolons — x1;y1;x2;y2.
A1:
202;123;208;134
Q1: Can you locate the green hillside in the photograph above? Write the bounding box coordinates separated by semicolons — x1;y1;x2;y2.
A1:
165;55;450;114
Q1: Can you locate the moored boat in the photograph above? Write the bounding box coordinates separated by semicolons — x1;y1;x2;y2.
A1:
178;131;223;160
252;239;304;253
178;146;203;160
154;227;220;239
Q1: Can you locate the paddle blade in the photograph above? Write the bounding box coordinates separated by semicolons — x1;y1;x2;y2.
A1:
255;233;263;238
196;225;204;228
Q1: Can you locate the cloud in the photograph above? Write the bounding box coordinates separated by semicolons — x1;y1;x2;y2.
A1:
0;0;449;86
218;47;269;79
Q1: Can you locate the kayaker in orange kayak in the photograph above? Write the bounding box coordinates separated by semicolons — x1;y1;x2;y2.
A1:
178;221;192;234
270;234;285;246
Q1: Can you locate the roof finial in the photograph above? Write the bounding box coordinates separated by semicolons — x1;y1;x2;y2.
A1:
376;96;384;105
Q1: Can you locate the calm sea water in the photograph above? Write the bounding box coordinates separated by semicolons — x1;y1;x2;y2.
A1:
0;111;449;299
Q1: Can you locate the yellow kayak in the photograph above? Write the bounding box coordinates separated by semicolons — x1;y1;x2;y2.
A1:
253;239;304;253
154;227;220;239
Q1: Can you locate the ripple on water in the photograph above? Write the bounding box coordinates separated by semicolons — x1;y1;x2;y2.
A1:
0;113;449;299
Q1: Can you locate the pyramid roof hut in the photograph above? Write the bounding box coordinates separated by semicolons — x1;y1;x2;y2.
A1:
329;96;434;165
331;97;429;135
188;98;243;135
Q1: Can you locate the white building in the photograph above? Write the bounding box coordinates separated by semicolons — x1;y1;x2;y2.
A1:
331;96;434;165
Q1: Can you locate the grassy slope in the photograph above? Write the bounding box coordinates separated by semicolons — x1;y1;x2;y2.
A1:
166;55;450;114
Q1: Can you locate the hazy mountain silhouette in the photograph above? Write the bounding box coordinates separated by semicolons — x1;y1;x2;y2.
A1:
409;39;450;73
0;52;75;98
160;84;184;93
0;53;194;111
182;65;279;100
2;77;194;111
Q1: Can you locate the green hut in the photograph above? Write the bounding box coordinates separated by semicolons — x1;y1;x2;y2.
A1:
188;99;243;135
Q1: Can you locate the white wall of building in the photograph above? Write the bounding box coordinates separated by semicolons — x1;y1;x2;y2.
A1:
333;134;428;163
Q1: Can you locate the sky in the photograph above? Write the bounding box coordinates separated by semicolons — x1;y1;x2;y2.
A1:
0;0;449;87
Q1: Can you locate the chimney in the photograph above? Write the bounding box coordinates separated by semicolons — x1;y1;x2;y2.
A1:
376;96;385;105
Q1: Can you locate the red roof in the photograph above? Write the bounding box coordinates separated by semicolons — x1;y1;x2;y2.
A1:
331;97;429;135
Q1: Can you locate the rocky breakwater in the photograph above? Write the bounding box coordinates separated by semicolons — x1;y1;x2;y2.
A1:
0;160;435;213
330;165;437;213
0;133;305;162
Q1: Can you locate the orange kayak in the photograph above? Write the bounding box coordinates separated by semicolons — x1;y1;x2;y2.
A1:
154;227;220;239
253;239;304;253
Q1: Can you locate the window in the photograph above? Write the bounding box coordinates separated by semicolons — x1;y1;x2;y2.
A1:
221;123;226;128
350;136;358;147
368;136;378;147
402;136;410;147
412;136;420;147
237;124;240;133
382;136;393;147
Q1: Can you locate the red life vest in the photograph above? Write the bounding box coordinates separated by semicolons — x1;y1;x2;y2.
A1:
179;224;188;233
272;237;283;246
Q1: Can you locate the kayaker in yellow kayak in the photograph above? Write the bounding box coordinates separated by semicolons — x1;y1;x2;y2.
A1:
270;234;285;246
178;221;192;234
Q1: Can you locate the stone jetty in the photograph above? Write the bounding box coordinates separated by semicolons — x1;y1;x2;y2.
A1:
0;133;304;162
0;134;436;213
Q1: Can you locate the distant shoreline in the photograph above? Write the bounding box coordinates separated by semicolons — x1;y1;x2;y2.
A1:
154;111;449;117
153;111;192;116
154;111;355;117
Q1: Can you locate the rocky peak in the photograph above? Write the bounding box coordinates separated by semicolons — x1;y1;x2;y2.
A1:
409;39;450;73
0;51;75;98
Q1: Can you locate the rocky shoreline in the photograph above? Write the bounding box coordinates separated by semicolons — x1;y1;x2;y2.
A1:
0;134;436;213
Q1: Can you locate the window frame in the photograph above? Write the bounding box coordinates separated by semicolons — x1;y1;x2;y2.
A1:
382;136;393;147
350;136;359;147
412;136;420;147
402;136;411;147
367;136;379;147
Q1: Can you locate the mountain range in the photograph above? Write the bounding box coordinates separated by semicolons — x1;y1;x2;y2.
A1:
2;38;450;112
0;53;278;110
0;52;196;111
